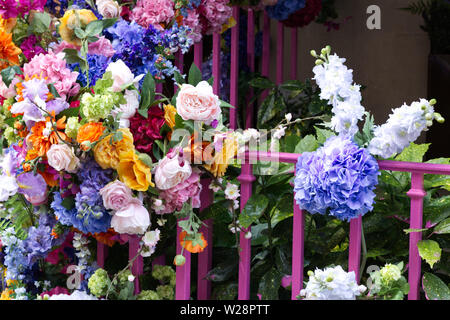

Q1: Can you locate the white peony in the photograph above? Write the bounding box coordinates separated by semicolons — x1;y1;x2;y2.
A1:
105;60;144;92
48;290;98;300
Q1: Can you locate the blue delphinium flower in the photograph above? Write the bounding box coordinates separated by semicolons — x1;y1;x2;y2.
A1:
1;228;30;281
266;0;306;21
294;135;380;222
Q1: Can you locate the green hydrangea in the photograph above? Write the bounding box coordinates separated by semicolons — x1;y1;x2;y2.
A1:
137;290;161;300
2;98;14;115
152;265;176;285
117;270;133;287
156;285;174;300
380;264;402;284
4;127;16;144
88;268;110;297
80;91;123;122
65;117;81;140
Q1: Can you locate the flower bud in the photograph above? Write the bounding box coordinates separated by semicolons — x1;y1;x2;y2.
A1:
321;48;328;55
173;254;186;266
429;98;437;105
307;271;314;277
426;120;433;127
425;113;433;121
436;116;445;124
325;45;331;54
315;59;324;66
310;50;317;57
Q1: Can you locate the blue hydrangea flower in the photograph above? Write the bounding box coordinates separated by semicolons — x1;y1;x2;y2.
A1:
266;0;306;21
24;225;53;265
294;135;380;222
70;54;111;87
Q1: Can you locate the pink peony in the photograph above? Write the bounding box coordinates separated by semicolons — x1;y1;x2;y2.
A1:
198;0;232;35
51;37;115;58
131;0;174;29
99;180;134;211
176;80;221;125
182;9;202;43
158;171;202;214
111;198;151;235
23;51;80;99
154;148;192;190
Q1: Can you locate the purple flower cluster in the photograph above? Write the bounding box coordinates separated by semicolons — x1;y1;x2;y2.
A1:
266;0;306;21
294;135;380;222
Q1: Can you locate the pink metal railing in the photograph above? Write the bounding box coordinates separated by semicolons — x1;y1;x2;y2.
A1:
93;7;450;301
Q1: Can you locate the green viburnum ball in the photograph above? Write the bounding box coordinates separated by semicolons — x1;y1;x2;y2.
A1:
152;265;176;285
117;270;133;287
379;264;401;284
4;126;16;144
80;92;121;122
137;290;161;300
65;116;81;140
156;285;174;300
88;268;110;297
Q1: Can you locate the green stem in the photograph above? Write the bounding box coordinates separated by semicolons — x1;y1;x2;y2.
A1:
359;223;367;283
19;194;34;226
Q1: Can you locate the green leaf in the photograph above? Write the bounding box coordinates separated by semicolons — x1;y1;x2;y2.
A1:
239;194;269;228
74;27;86;39
188;63;202;86
137;108;149;119
206;262;238;282
62;49;87;70
314;126;335;145
434;217;450;234
48;83;61;98
219;100;235;109
173;70;185;85
61;196;75;211
395;143;430;163
101;18;118;30
294;135;318;154
85;20;103;37
140;73;155;109
249;77;275;89
417;240;441;268
138;153;153;168
207;76;214;86
1;66;22;87
422;273;450;300
57;106;80;119
258;268;283;300
28;12;51;34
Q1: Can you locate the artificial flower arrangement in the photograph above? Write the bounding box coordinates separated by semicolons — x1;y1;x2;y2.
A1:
0;0;248;300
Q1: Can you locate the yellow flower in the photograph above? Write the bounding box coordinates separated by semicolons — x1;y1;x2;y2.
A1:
204;134;238;177
59;9;97;46
0;17;16;34
221;16;236;34
163;104;177;129
93;128;135;170
0;289;13;300
117;150;154;191
0;29;21;71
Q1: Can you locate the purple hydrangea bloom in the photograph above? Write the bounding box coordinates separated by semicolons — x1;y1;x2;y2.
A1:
266;0;306;21
24;224;53;264
294;135;380;222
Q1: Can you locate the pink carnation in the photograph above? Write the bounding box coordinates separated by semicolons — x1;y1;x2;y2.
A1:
23;51;80;99
199;0;232;35
158;171;202;214
182;9;202;43
40;286;69;298
131;0;174;29
51;37;115;58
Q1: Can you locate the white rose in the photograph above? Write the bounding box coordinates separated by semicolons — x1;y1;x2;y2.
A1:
111;198;150;235
105;60;144;92
112;90;139;120
96;0;120;18
46;144;80;173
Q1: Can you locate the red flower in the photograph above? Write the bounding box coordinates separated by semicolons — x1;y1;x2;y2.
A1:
282;0;322;28
129;106;165;159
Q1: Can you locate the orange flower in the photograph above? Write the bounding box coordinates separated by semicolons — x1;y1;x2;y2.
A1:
0;29;21;71
183;133;213;165
28;114;67;157
179;231;208;254
0;17;16;34
91;229;119;247
77;122;105;150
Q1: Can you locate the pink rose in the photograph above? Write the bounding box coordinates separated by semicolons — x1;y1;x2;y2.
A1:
99;180;134;211
176;81;221;125
46;144;80;173
111;198;151;234
105;60;144;92
154;149;192;190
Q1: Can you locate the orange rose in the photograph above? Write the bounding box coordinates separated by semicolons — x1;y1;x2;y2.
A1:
77;122;105;150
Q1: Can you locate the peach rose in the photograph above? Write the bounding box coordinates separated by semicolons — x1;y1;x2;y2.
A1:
111;198;150;234
46;144;80;173
175;81;221;125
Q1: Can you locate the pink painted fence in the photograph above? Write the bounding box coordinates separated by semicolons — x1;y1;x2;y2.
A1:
95;7;450;300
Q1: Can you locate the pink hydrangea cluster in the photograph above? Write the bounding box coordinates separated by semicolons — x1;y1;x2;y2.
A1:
131;0;175;29
158;171;202;214
182;9;202;43
23;51;80;99
199;0;232;34
51;36;115;58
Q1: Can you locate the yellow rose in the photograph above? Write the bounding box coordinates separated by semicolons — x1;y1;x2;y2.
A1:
204;134;238;177
93;128;135;170
0;17;16;34
163;104;177;129
59;9;97;46
117;150;154;191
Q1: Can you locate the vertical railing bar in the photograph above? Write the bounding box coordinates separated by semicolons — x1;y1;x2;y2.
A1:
245;9;255;129
290;27;298;80
291;194;305;300
348;216;362;282
96;242;107;269
407;173;426;300
276;22;284;85
229;6;239;130
128;235;143;295
194;41;203;70
176;220;192;300
261;12;271;101
212;33;221;96
197;179;214;300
